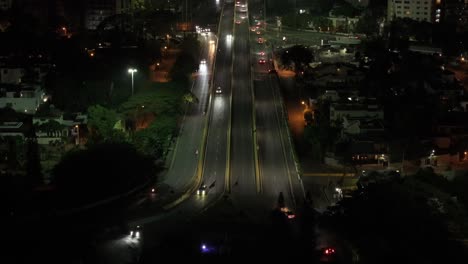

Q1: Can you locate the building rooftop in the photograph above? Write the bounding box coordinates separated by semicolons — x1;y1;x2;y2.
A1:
332;103;383;112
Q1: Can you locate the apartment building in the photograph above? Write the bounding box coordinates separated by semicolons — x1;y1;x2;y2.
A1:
387;0;443;23
85;0;132;29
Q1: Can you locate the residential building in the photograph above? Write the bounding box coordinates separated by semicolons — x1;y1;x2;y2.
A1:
0;66;24;84
326;134;390;167
308;63;365;88
0;63;52;84
341;116;385;135
0;108;33;174
33;110;88;145
387;0;443;23
85;0;132;30
330;100;384;122
327;17;360;33
0;84;46;114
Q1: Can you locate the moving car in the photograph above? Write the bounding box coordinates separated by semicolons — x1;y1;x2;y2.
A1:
130;225;142;238
235;20;241;24
200;59;206;64
215;86;222;94
197;185;207;195
268;69;277;74
319;247;337;263
257;37;264;44
258;58;266;64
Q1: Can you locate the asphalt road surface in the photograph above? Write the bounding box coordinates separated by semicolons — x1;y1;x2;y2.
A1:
229;3;257;202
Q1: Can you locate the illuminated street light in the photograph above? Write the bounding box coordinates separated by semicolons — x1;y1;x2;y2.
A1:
74;124;80;146
128;68;138;96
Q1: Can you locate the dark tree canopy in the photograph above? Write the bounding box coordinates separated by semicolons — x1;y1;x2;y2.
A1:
280;45;314;72
52;142;157;207
321;179;467;264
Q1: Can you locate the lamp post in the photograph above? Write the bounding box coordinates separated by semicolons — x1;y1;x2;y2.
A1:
128;68;137;96
74;124;80;146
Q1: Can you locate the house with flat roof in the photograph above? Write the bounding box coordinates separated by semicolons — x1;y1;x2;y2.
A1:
330;101;384;122
0;84;46;114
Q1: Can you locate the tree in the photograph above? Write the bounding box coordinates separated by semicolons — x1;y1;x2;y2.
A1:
355;12;380;36
25;136;43;188
179;35;201;60
35;120;66;136
267;0;292;16
451;173;468;214
131;115;177;160
119;82;186;118
330;1;360;17
144;39;162;64
304;125;323;161
321;179;467;264
308;0;334;16
303;99;341;162
170;52;198;82
52;142;157;207
87;105;126;144
143;10;177;39
280;45;313;73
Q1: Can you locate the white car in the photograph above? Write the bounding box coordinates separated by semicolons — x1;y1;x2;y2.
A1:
215;86;222;94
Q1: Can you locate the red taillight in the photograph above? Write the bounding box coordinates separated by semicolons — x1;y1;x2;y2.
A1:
324;248;335;255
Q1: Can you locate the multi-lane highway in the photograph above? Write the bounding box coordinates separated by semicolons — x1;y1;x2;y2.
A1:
96;3;236;263
229;5;257;205
97;1;307;262
241;2;304;215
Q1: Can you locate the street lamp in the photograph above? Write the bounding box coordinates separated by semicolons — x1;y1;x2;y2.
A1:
128;68;137;96
74;124;80;146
